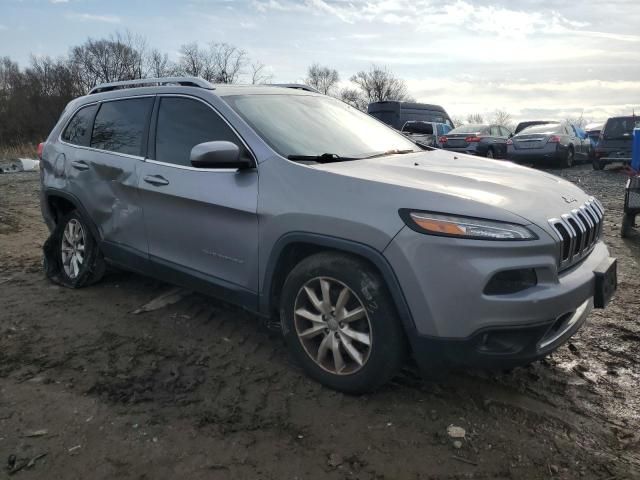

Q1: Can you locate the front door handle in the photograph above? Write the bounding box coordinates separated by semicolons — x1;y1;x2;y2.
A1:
71;160;90;171
143;174;170;186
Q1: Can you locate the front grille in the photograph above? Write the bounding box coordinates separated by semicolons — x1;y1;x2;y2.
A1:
548;197;604;270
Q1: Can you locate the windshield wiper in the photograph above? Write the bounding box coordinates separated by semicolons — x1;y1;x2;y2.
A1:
359;149;419;159
287;153;360;163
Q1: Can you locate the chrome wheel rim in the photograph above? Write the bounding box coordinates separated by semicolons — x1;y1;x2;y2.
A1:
61;219;86;279
293;277;372;375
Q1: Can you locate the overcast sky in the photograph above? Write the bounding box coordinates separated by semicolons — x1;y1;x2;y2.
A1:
2;0;639;122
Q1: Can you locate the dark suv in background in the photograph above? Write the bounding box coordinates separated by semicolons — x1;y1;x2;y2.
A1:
592;116;639;170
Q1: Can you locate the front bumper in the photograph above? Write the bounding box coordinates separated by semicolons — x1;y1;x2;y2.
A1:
384;226;614;369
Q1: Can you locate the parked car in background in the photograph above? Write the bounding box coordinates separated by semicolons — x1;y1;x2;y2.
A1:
592;116;640;170
507;121;590;168
514;120;553;135
368;101;454;130
584;122;603;161
439;124;511;158
401;121;451;148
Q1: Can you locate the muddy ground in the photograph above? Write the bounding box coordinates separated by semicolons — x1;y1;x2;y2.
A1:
0;164;638;479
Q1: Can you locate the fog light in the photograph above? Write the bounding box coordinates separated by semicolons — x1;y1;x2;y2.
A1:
484;269;537;295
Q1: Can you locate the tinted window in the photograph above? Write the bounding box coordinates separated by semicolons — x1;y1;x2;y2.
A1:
500;127;511;137
402;122;433;134
603;117;640;139
490;126;501;136
155;97;244;166
62;104;97;146
90;97;153;156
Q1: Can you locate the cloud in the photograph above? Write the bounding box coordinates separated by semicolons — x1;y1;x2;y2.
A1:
50;0;70;3
66;13;121;23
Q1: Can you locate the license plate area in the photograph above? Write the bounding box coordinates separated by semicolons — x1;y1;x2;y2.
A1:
594;258;617;308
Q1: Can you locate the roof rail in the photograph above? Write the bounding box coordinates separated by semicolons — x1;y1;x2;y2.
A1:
89;77;215;95
271;83;320;94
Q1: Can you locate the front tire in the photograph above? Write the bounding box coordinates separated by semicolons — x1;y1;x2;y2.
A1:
55;210;105;287
280;252;406;393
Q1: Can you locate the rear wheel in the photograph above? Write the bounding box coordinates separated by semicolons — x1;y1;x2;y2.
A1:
561;147;575;168
55;210;105;287
486;148;494;159
280;252;406;393
592;159;605;170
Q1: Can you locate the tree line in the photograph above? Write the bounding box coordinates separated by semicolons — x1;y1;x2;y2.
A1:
0;31;418;147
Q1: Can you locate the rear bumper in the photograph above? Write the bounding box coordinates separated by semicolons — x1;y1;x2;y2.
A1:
442;145;479;156
507;146;563;163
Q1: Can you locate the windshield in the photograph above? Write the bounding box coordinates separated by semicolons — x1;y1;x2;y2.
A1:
448;124;488;134
603;117;640;139
223;94;420;159
520;123;562;135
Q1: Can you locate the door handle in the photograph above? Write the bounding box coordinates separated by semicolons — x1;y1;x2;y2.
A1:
71;160;90;171
143;175;170;186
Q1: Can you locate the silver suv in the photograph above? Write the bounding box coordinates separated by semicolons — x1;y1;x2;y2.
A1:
39;77;617;393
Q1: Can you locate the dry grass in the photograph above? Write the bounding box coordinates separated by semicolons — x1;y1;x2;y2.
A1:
0;143;39;161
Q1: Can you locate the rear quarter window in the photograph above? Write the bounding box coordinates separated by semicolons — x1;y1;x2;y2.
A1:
61;104;97;146
90;97;154;156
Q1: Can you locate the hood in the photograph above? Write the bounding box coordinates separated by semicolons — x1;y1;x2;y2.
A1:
313;149;592;233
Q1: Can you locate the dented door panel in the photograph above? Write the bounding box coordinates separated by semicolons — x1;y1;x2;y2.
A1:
65;147;148;257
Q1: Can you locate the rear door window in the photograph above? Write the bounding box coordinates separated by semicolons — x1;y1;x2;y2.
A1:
500;127;511;137
490;126;501;136
154;97;244;167
62;104;97;146
90;97;153;156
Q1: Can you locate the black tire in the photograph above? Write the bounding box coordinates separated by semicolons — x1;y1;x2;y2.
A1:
560;147;574;168
280;252;406;394
621;213;635;238
485;148;495;159
592;159;605;170
54;210;105;288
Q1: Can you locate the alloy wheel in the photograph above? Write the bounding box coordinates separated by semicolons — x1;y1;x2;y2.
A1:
61;219;86;279
293;277;372;375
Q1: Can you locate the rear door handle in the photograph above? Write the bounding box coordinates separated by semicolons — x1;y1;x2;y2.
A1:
143;174;170;186
71;160;90;171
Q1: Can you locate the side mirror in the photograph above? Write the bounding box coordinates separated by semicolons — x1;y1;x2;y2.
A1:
190;141;253;169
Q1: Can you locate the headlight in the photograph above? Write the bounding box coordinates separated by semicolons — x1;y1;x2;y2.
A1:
400;210;537;240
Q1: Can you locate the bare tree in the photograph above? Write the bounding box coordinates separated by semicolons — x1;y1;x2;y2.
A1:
350;65;411;103
305;63;339;95
211;43;247;84
146;48;174;78
177;42;213;80
490;109;514;129
338;87;367;111
69;31;146;92
250;61;273;84
466;113;484;124
566;113;588;128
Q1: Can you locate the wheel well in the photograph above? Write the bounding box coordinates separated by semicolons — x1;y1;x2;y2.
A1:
47;195;76;225
268;242;384;314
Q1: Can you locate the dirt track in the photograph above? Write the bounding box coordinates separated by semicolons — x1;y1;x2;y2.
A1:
0;164;639;479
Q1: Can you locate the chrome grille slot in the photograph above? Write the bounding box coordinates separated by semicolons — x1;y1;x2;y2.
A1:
548;197;604;270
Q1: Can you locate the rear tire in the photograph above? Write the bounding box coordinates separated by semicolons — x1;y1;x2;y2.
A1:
54;210;105;288
592;159;605;170
486;148;494;159
279;252;406;394
560;147;574;168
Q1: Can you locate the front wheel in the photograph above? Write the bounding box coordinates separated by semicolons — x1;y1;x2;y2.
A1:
280;252;406;393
